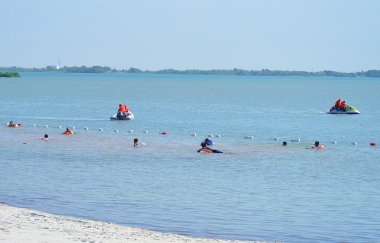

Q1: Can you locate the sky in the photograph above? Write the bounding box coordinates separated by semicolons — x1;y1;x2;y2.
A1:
1;0;379;72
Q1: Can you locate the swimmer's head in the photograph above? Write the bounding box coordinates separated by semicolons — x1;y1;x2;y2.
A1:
282;141;287;146
134;138;138;146
314;141;320;147
44;134;48;138
204;138;213;145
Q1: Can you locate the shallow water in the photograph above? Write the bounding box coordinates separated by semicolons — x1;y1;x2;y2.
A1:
0;72;379;242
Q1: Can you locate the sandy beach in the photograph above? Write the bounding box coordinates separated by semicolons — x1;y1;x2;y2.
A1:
0;204;267;243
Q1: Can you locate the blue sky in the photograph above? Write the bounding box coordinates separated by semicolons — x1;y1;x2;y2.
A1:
1;0;379;71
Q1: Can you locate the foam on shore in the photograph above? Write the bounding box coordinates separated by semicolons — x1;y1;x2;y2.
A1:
0;204;268;243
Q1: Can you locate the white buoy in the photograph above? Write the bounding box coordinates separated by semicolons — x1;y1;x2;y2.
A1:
129;130;134;133
44;125;48;128
244;136;254;140
273;138;280;141
114;129;118;132
144;130;149;134
352;142;358;145
191;133;197;137
331;141;337;144
291;139;301;142
98;128;103;131
32;124;36;127
215;134;221;138
58;126;62;129
72;126;75;130
84;127;89;131
208;134;213;138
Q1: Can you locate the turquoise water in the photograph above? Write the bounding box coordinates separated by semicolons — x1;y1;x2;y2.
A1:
0;72;379;242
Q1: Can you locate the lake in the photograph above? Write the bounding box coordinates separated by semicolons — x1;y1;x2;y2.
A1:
0;72;379;242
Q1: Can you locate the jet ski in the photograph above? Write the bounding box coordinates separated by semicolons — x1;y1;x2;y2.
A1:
110;111;134;120
328;105;360;114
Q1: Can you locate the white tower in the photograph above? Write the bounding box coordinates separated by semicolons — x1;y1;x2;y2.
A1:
56;58;61;70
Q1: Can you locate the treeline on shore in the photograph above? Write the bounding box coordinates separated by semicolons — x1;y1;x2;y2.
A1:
1;66;380;78
0;72;20;78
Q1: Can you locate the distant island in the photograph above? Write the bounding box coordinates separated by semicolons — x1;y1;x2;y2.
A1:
0;72;20;78
1;66;380;78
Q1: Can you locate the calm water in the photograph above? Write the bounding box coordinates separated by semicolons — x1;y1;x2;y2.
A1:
0;72;379;242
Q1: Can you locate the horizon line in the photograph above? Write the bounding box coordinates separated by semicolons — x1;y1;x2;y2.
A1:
1;65;380;73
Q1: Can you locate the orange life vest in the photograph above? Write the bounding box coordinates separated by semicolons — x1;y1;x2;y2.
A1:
119;105;126;112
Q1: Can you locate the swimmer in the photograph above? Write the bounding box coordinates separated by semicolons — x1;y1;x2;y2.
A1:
201;138;213;147
63;127;74;135
312;141;320;149
133;138;145;147
311;141;325;149
41;134;49;141
8;121;19;128
282;141;287;146
197;139;223;153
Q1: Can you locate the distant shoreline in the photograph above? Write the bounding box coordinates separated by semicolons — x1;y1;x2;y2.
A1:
1;66;380;78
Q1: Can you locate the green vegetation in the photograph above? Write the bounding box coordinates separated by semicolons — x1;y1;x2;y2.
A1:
0;72;20;78
0;66;113;73
61;66;113;73
126;68;380;78
1;66;380;78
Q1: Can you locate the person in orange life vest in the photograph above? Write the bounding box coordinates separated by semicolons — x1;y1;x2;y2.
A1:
339;100;346;110
118;104;126;113
334;99;341;109
63;128;74;135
